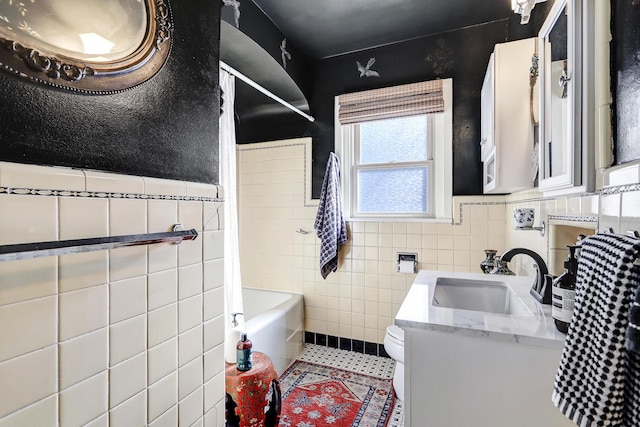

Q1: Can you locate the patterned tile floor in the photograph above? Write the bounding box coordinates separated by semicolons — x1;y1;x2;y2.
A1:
293;344;404;427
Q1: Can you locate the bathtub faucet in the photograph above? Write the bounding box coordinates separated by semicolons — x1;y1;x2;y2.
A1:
231;312;243;327
500;248;551;305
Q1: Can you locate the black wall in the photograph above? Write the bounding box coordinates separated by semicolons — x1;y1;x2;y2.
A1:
235;5;553;199
0;0;221;184
221;0;314;145
612;0;640;165
309;22;511;198
221;0;311;98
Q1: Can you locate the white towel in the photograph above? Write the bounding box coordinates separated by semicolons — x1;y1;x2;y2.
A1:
552;233;640;426
314;152;347;279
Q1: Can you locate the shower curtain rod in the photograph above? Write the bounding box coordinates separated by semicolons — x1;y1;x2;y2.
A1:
220;61;315;123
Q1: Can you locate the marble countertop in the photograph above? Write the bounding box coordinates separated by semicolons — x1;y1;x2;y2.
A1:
395;270;567;347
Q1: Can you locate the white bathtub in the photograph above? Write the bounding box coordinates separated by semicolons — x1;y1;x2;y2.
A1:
241;288;304;375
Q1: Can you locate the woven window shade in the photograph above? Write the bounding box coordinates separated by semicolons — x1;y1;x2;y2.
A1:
338;80;444;124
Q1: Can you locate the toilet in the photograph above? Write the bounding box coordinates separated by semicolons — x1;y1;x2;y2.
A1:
384;325;405;401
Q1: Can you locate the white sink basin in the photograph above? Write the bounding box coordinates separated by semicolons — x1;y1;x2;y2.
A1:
432;277;533;317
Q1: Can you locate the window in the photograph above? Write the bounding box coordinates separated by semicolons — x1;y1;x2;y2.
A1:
335;78;453;221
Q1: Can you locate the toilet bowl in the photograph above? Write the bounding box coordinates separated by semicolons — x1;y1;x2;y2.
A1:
384;325;405;401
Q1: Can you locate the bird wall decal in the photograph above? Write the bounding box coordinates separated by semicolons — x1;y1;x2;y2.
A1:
223;0;241;28
357;58;380;77
280;38;292;69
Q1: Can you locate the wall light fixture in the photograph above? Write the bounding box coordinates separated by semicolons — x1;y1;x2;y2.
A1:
512;0;548;24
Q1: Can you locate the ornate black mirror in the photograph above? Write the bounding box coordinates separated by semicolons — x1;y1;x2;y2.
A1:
0;0;173;94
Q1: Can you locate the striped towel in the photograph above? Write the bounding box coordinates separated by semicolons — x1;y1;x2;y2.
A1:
314;152;347;279
552;233;640;426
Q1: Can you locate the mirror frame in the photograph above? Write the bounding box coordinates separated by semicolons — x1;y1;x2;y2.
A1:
538;0;596;196
0;0;173;94
538;0;582;193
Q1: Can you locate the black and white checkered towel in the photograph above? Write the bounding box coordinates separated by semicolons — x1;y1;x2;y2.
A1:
314;152;347;280
627;281;640;355
553;233;640;426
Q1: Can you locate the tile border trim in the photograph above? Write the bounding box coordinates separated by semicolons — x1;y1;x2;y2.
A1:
599;183;640;195
547;214;599;224
304;330;390;358
0;187;222;203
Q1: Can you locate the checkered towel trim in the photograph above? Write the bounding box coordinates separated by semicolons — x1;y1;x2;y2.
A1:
552;233;640;426
314;153;347;280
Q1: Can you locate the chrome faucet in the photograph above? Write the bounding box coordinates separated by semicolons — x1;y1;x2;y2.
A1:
500;248;551;304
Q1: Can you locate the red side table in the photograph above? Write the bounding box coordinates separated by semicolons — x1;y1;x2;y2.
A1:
225;352;281;427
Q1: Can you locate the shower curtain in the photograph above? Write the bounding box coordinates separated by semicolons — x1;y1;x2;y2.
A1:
219;69;244;346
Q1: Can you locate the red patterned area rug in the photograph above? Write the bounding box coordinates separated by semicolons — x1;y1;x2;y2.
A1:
278;360;395;427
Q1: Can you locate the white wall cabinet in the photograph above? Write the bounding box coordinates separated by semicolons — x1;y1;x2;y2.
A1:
482;38;537;194
538;0;596;196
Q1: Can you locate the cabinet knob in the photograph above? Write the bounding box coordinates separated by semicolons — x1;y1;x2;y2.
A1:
480;138;487;145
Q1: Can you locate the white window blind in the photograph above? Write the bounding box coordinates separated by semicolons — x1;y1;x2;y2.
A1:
337;80;445;125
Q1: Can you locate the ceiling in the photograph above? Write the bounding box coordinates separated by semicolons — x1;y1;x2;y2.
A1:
251;0;515;60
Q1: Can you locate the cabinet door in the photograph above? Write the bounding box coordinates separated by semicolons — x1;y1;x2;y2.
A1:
480;54;494;162
538;0;595;195
482;38;536;195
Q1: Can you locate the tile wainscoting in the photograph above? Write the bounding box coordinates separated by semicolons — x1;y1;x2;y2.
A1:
0;163;226;426
238;138;640;347
238;138;508;345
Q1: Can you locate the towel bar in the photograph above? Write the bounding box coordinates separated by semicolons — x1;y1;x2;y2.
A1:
0;224;198;262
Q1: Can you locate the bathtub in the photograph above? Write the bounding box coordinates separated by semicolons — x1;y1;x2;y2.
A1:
241;288;304;375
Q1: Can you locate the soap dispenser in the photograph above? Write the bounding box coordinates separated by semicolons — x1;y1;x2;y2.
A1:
225;313;243;364
552;246;578;333
236;332;253;372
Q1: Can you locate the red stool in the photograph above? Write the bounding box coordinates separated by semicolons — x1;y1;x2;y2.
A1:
225;352;281;427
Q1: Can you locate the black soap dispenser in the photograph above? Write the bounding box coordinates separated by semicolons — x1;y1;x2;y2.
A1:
552;245;579;333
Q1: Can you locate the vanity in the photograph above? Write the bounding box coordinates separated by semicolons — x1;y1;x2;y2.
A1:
396;270;574;427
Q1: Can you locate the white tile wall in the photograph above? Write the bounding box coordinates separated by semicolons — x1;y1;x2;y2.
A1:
238;139;640;344
109;390;146;427
0;164;225;426
0;162;84;191
0;194;58;245
85;413;109;427
59;328;108;389
59;372;108;427
178;386;203;427
237;139;506;342
178;325;203;367
59;285;109;341
110;315;146;367
0;296;57;362
148;303;178;348
0;346;57;418
148;371;177;422
0;257;57;306
148;269;178;311
178;357;203;400
148;405;177;427
109;352;147;409
110;276;147;324
148;338;178;386
0;395;58;427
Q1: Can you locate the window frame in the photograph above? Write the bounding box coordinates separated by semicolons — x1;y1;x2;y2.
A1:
335;78;453;222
